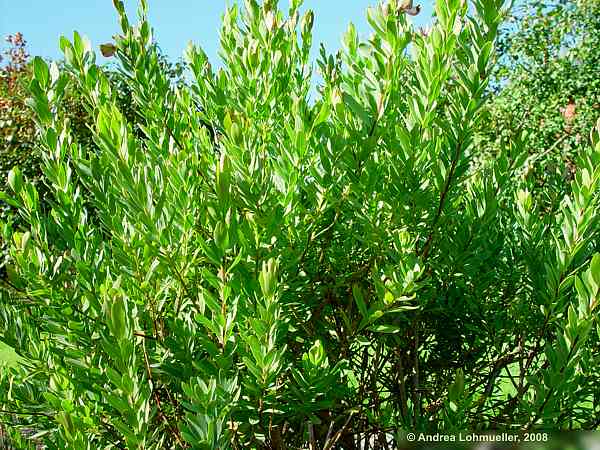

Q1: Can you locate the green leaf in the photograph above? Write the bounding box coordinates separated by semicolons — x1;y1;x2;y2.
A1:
109;296;128;342
448;369;465;402
352;283;368;318
213;220;229;253
7;167;23;193
369;324;401;334
590;254;600;288
313;100;331;128
342;92;372;128
33;56;50;88
358;309;384;331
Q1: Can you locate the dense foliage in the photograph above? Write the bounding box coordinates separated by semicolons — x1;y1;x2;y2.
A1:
0;0;599;448
0;33;187;283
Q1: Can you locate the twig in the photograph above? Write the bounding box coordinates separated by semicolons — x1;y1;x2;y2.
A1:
412;319;421;426
322;412;355;450
308;422;316;450
0;409;53;418
396;349;409;422
141;338;185;447
134;331;157;340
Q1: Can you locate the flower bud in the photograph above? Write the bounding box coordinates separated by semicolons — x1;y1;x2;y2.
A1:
216;152;232;203
265;10;277;32
331;87;344;116
301;10;314;37
259;258;279;299
247;39;260;69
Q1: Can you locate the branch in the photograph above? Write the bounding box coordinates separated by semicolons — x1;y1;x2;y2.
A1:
322;412;355;450
524;334;580;430
419;139;463;260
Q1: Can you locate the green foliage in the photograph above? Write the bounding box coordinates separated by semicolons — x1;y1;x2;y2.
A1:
0;33;187;284
0;35;96;221
0;0;599;448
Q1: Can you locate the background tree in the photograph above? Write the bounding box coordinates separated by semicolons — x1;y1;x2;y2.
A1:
479;0;600;210
1;34;38;219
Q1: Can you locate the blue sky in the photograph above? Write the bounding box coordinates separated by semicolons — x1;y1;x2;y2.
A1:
1;1;434;67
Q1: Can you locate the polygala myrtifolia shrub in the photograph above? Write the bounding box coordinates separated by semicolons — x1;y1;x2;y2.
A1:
1;0;600;448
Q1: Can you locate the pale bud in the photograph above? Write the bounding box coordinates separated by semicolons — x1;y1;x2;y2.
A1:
265;10;277;32
301;10;314;37
259;258;279;299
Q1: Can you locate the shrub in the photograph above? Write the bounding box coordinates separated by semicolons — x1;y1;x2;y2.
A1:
1;0;599;448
